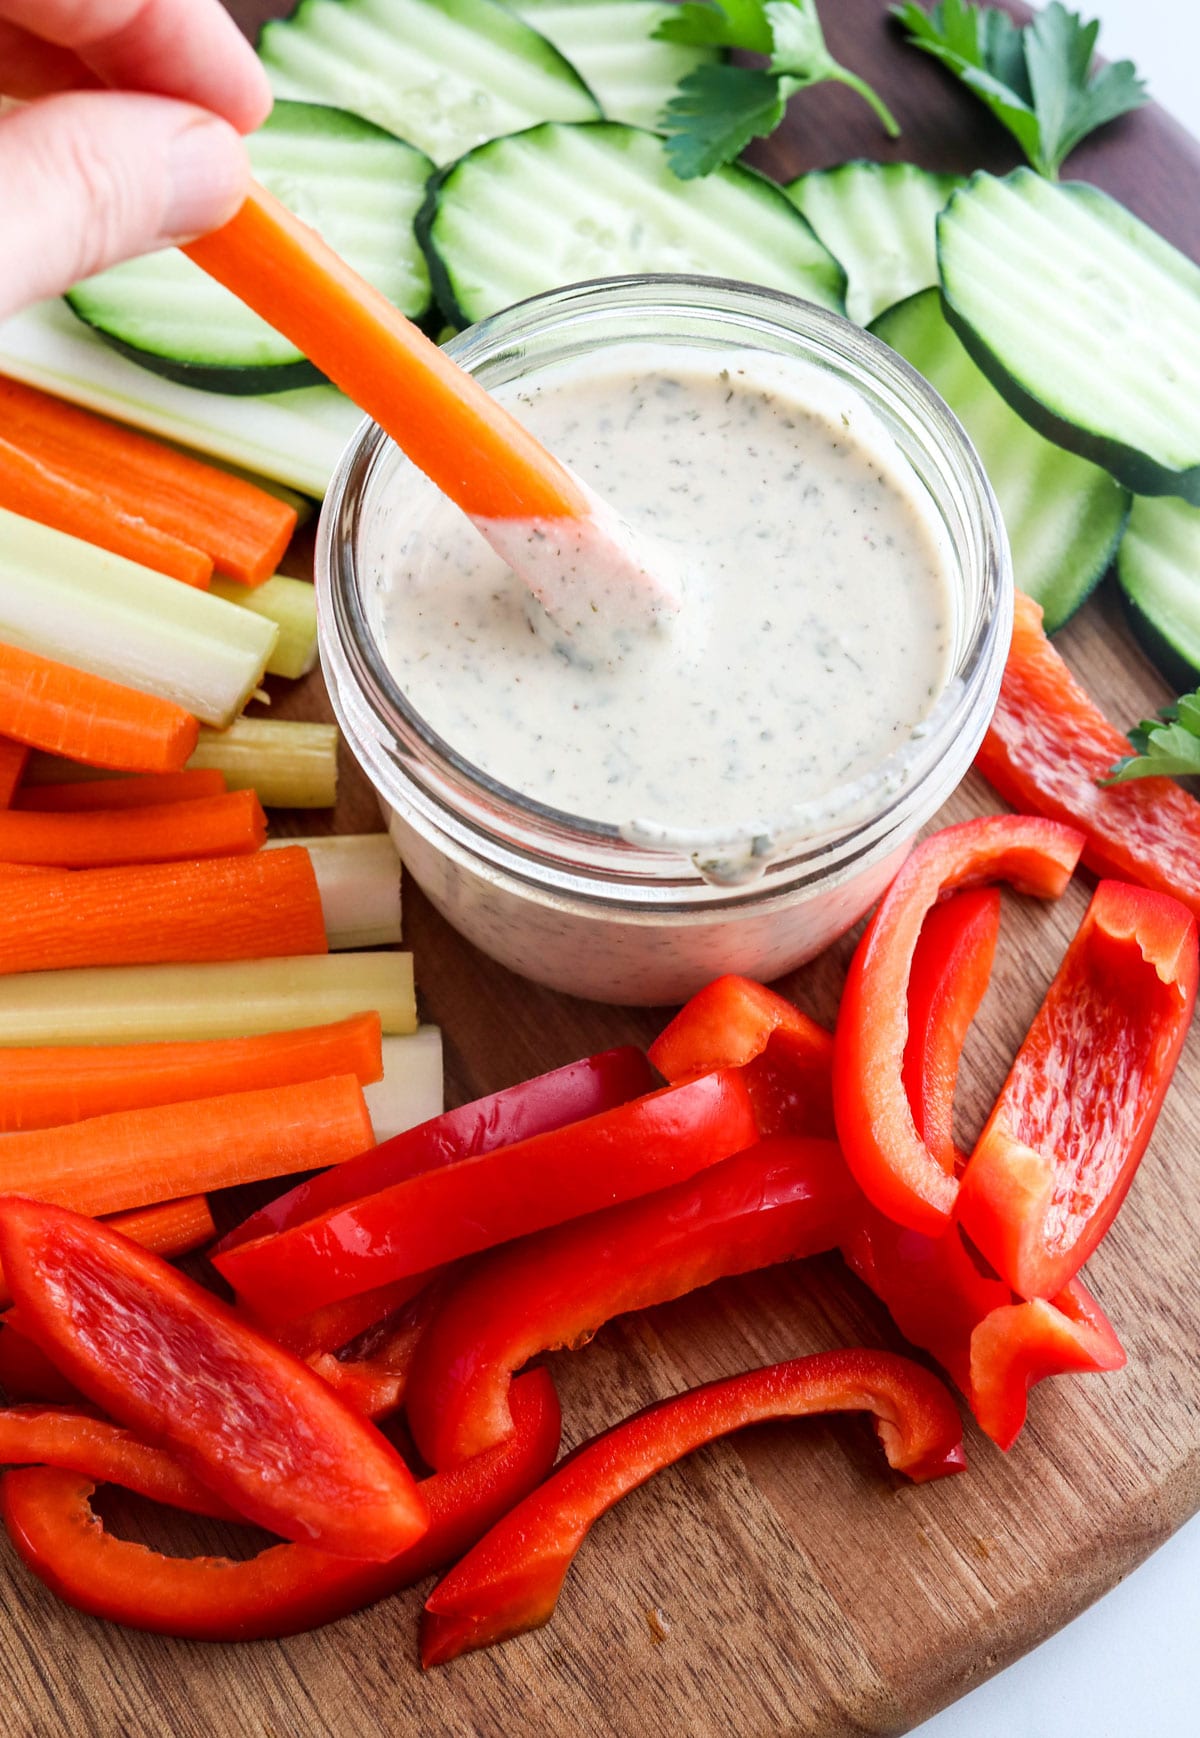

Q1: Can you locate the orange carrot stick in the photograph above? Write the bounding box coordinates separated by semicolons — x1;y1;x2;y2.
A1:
0;435;213;587
0;1013;382;1132
0;640;198;773
0;735;28;806
0;863;62;879
0;377;296;586
16;769;227;811
183;187;590;525
0;1199;214;1313
0;1074;374;1218
0;845;326;977
0;787;265;866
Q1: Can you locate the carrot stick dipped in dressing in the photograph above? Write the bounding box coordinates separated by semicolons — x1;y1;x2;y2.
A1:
0;377;295;586
0;437;213;588
184;185;680;658
0;643;198;773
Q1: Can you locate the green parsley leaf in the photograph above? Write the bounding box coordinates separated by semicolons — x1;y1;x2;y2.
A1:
1102;695;1200;784
656;0;899;179
892;0;1147;179
661;64;786;179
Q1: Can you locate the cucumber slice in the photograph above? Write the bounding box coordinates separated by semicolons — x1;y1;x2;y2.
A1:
787;161;963;327
1117;496;1200;689
65;102;433;395
938;168;1200;502
421;121;846;327
258;0;600;165
871;289;1129;632
506;0;719;130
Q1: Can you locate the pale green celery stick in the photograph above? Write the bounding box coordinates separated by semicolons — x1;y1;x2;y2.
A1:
0;508;276;727
363;1027;444;1140
0;300;361;496
210;575;318;681
266;833;401;947
186;718;338;809
0;954;415;1046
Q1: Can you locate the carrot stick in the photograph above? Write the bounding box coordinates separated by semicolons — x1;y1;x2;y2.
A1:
0;735;28;806
183;187;590;526
0;863;62;879
0;1014;382;1132
0;640;199;773
0;845;326;977
0;377;296;585
15;769;226;811
0;1196;215;1314
0;1074;374;1217
0;435;213;587
0;787;265;866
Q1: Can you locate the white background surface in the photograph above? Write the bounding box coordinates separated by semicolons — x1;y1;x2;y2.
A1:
911;5;1200;1735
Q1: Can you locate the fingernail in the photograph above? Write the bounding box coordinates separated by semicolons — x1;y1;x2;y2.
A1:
163;119;248;241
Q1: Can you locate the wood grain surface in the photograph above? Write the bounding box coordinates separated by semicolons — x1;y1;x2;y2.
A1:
3;2;1199;1734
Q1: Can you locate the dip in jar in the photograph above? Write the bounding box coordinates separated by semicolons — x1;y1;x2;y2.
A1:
318;277;1011;1004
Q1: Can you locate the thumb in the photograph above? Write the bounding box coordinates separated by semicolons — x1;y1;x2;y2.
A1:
0;89;250;320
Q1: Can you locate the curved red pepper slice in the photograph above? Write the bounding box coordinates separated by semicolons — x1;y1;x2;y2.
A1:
218;1045;657;1255
649;974;836;1138
0;1405;237;1518
0;1198;427;1561
833;815;1084;1235
406;1136;858;1470
977;589;1200;916
420;1349;965;1667
216;1070;759;1321
968;1281;1125;1451
957;879;1198;1299
0;1370;560;1643
307;1281;447;1421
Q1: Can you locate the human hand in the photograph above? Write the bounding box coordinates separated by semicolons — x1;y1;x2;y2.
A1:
0;0;273;321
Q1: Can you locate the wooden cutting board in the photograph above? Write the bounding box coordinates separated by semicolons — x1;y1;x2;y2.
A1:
3;3;1199;1733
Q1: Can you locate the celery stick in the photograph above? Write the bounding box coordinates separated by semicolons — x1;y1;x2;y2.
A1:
211;575;318;681
0;508;276;727
267;833;401;947
187;718;338;808
0;954;415;1046
0;300;361;496
363;1028;444;1141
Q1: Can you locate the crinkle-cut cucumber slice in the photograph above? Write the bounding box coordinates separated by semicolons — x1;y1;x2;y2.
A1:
65;102;434;394
1117;495;1200;690
258;0;599;165
420;121;846;327
938;168;1200;502
787;160;963;326
871;289;1129;632
506;0;720;131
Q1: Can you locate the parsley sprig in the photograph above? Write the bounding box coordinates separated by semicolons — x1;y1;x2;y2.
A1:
892;0;1147;179
655;0;900;180
1104;692;1200;784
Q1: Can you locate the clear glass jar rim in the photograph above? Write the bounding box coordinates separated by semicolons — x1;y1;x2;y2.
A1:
318;273;1011;886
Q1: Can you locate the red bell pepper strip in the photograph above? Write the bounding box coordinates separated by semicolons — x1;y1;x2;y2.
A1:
968;1280;1125;1450
406;1136;859;1470
306;1281;447;1421
0;1197;427;1561
977;589;1200;916
217;1044;657;1255
420;1348;965;1667
0;1370;560;1643
262;1276;436;1359
0;1318;83;1404
902;888;1001;1173
833;815;1084;1236
0;1405;238;1519
957;879;1198;1299
216;1070;760;1320
649;974;836;1138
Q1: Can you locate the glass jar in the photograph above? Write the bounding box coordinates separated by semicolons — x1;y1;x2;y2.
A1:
316;275;1011;1006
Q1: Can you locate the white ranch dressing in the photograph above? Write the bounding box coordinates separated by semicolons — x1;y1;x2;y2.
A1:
372;344;955;856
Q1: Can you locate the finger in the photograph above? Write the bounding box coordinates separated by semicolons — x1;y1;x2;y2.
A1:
0;22;100;98
0;90;250;321
0;0;271;133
